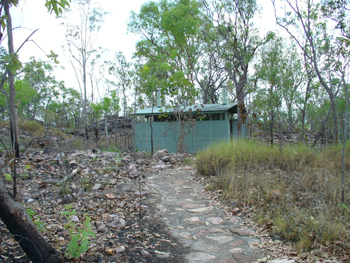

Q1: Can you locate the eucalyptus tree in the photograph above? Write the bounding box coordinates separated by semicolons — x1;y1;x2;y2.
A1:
254;36;284;146
20;59;64;120
321;0;350;45
129;0;203;153
91;91;120;147
280;43;304;133
63;0;106;139
0;1;77;262
43;85;81;128
1;0;22;160
272;0;342;143
129;0;202;103
202;0;274;136
108;51;133;117
194;26;227;104
0;0;70;192
295;46;317;141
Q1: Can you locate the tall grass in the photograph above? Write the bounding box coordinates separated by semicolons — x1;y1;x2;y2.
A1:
196;140;350;257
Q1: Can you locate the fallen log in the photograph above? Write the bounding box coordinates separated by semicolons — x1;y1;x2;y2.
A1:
0;179;61;263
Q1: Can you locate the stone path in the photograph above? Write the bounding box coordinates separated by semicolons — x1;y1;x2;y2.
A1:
147;165;265;263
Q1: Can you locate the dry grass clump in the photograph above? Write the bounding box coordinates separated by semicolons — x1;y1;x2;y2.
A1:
18;120;46;137
196;140;350;257
0;120;9;128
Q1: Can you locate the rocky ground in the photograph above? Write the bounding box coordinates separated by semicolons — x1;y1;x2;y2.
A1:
0;146;342;263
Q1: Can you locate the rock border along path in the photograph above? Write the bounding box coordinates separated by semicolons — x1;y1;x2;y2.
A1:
147;165;264;263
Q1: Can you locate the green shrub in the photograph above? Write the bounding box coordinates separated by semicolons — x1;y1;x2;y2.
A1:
18;120;46;137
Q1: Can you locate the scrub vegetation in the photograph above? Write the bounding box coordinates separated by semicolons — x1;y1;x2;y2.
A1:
196;140;350;255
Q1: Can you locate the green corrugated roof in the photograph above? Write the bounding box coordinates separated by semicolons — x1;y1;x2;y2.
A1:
135;103;238;116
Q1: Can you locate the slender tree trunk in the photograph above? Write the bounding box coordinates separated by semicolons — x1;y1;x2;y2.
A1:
269;86;274;146
329;94;337;142
105;114;109;147
4;0;19;199
341;75;348;203
270;112;274;147
227;68;247;139
236;83;246;138
287;105;293;132
300;80;311;141
150;104;154;155
309;34;338;143
278;106;283;153
312;108;332;147
83;58;88;140
0;179;61;263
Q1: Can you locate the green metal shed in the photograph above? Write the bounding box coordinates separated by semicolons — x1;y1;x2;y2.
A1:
134;102;247;153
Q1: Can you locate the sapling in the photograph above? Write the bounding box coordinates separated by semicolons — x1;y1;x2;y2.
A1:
62;204;95;259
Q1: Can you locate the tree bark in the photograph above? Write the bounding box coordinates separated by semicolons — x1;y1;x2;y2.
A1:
312;108;332;147
341;74;348;203
236;83;246;138
0;179;61;263
4;0;20;199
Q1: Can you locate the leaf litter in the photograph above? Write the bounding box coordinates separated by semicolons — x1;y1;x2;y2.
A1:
0;144;348;262
0;147;191;262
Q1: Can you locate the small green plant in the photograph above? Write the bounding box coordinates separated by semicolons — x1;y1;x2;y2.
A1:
59;182;72;197
91;156;99;162
80;176;91;191
4;173;12;181
103;165;115;173
62;204;95;259
183;156;193;165
338;203;348;216
115;153;122;166
101;145;119;153
21;172;29;180
25;207;46;233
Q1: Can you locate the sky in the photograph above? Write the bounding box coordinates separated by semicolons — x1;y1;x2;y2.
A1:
10;0;148;92
7;0;277;100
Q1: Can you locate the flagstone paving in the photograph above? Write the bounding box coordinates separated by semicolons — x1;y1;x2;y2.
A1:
147;165;265;263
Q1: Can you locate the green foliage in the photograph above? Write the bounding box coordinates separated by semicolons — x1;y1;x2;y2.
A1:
3;53;22;74
91;90;120;119
45;0;71;16
129;0;201;104
25;207;47;233
59;182;72;196
62;204;95;259
183;156;193;165
4;173;12;181
115;153;122;166
161;0;201;45
100;145;119;153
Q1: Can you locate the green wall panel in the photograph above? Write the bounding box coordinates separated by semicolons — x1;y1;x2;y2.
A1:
134;120;231;153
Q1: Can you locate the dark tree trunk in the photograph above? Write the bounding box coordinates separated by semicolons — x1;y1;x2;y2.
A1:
300;81;311;142
4;0;19;199
270;112;274;146
150;105;154;155
236;85;246;138
312;109;332;147
0;179;61;263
